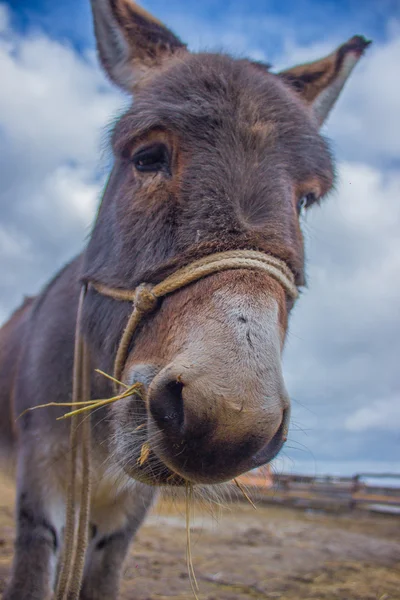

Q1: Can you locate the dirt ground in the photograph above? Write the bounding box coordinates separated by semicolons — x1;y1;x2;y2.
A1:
0;476;399;600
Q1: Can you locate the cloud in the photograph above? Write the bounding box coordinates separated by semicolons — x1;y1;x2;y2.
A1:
345;397;400;432
0;3;123;319
0;20;121;168
276;30;400;460
283;160;400;461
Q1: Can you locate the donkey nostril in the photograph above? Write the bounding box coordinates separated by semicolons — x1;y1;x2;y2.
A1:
150;379;185;433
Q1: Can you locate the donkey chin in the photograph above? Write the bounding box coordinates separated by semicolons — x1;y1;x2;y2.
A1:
109;272;290;487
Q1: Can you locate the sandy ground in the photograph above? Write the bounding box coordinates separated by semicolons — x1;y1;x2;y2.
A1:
0;476;399;600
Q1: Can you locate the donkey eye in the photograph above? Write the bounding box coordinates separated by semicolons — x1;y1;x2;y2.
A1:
297;193;317;214
132;144;170;173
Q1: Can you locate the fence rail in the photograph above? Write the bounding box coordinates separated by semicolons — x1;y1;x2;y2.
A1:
234;470;400;514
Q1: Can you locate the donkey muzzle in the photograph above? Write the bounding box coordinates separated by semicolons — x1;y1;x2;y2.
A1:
145;362;289;484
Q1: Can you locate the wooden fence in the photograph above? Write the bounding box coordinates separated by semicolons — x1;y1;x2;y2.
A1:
234;469;400;514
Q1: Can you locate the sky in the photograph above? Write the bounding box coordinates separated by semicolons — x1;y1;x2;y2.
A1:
1;0;399;478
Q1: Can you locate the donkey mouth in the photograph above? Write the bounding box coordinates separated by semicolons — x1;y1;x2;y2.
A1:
123;419;287;487
126;430;285;486
121;366;289;487
139;405;290;486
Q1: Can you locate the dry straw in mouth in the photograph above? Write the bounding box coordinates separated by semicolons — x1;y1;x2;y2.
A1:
17;369;144;421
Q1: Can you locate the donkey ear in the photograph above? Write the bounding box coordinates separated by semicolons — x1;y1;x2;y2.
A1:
90;0;186;91
279;36;371;126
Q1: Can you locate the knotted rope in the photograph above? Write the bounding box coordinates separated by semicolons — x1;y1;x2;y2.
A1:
54;250;298;599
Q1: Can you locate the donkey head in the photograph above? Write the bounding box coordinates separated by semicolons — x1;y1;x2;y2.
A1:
84;0;369;485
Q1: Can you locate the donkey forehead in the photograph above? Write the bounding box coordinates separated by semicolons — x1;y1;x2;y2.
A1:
114;53;333;173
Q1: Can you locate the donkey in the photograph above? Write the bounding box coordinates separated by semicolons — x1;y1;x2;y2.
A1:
0;1;369;598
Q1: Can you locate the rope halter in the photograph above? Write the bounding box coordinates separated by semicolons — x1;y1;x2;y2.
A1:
91;250;298;384
55;249;298;600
